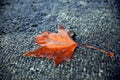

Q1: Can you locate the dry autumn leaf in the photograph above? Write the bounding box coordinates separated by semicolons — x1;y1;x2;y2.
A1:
23;25;114;67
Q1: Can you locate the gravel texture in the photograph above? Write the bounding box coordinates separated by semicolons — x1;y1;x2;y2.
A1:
0;0;120;80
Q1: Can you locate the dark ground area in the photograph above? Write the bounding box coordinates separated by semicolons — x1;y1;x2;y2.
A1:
0;0;120;80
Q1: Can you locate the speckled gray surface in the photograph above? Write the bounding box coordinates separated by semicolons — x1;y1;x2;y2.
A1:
0;0;120;80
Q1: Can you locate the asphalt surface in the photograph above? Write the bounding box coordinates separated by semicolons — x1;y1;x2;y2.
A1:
0;0;120;80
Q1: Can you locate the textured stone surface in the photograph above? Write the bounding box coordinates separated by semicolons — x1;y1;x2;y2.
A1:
0;0;120;80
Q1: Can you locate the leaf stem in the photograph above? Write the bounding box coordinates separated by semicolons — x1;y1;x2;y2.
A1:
78;44;115;58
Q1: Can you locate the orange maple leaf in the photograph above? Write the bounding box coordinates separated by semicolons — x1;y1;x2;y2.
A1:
23;25;114;67
23;25;78;66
